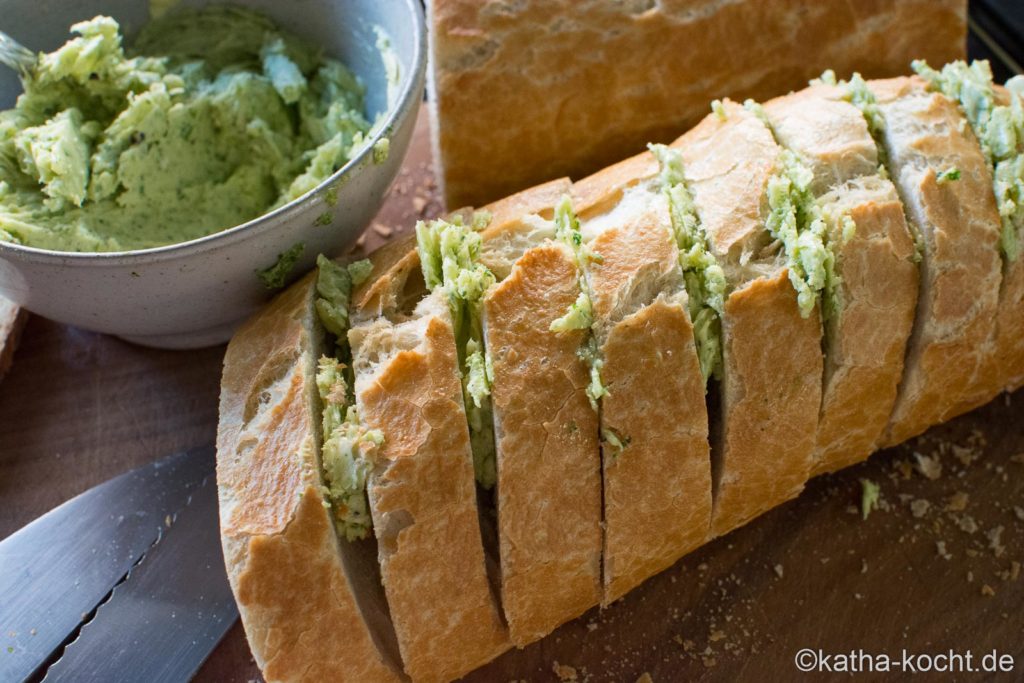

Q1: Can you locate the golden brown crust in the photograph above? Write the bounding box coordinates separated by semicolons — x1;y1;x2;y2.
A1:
814;185;919;474
995;255;1024;392
711;271;823;537
217;275;401;683
429;0;966;207
763;85;879;192
869;77;1003;446
352;297;510;682
484;243;602;645
600;298;710;602
483;176;572;227
674;100;779;263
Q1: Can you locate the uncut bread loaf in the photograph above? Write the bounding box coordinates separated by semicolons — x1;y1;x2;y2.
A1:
427;0;967;207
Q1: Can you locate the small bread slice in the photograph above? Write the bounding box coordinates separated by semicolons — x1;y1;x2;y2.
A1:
762;86;919;475
674;100;823;538
571;151;711;604
348;254;509;682
477;180;603;644
217;275;402;683
867;77;1003;446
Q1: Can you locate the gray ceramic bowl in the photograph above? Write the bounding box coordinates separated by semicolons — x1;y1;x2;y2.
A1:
0;0;425;348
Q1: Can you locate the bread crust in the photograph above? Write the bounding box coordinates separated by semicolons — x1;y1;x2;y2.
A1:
869;77;1003;446
484;243;602;644
762;87;919;475
350;290;509;682
217;275;401;683
712;272;823;536
572;152;711;604
429;0;966;207
814;184;919;474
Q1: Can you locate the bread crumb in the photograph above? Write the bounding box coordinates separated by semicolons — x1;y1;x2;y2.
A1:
910;499;931;518
1009;453;1024;465
552;662;577;682
945;492;969;512
967;570;975;583
773;564;784;579
914;452;942;480
954;514;979;534
1014;506;1024;522
636;675;653;683
936;541;952;560
709;629;726;642
986;526;1005;557
981;584;996;597
702;656;717;668
412;195;428;213
372;222;393;237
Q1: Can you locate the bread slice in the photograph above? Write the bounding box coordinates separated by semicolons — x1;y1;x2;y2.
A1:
476;180;603;644
761;86;919;475
348;254;509;681
427;0;967;208
217;275;402;683
865;77;1002;446
907;65;1024;401
673;100;823;538
570;150;711;604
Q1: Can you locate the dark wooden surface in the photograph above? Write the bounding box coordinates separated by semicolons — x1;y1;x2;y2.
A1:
1;108;1021;683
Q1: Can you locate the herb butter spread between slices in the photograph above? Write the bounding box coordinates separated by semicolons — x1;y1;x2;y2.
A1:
913;59;1024;262
649;143;726;384
314;255;381;541
550;196;607;410
0;6;394;252
822;70;926;263
415;213;499;488
744;101;837;320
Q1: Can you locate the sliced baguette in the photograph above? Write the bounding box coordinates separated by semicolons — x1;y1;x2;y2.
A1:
867;76;1003;446
478;180;603;644
674;100;823;538
217;275;402;683
571;151;711;604
762;86;919;474
348;255;509;682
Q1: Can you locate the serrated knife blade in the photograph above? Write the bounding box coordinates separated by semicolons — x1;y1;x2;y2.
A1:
0;446;234;682
41;468;237;682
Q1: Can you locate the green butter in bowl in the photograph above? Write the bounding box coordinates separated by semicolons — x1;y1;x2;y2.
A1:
0;5;377;252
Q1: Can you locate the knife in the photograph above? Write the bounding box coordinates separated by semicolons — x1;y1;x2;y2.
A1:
0;446;238;682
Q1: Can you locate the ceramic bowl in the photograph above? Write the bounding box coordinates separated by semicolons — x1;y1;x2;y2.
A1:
0;0;425;348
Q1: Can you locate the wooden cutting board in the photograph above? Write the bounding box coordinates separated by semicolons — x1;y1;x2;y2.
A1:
0;108;1021;682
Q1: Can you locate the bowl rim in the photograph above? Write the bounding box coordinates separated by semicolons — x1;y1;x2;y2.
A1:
0;0;426;266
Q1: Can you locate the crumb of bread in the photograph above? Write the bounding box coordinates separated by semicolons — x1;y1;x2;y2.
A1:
552;662;578;682
955;514;979;534
1011;453;1024;465
967;570;975;583
946;492;969;512
910;499;931;518
1014;506;1024;522
986;526;1005;557
981;584;996;597
913;452;942;480
773;564;784;579
371;222;392;237
936;541;952;560
636;674;654;683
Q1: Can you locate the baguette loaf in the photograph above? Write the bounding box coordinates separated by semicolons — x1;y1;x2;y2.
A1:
219;59;1024;683
428;0;967;208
